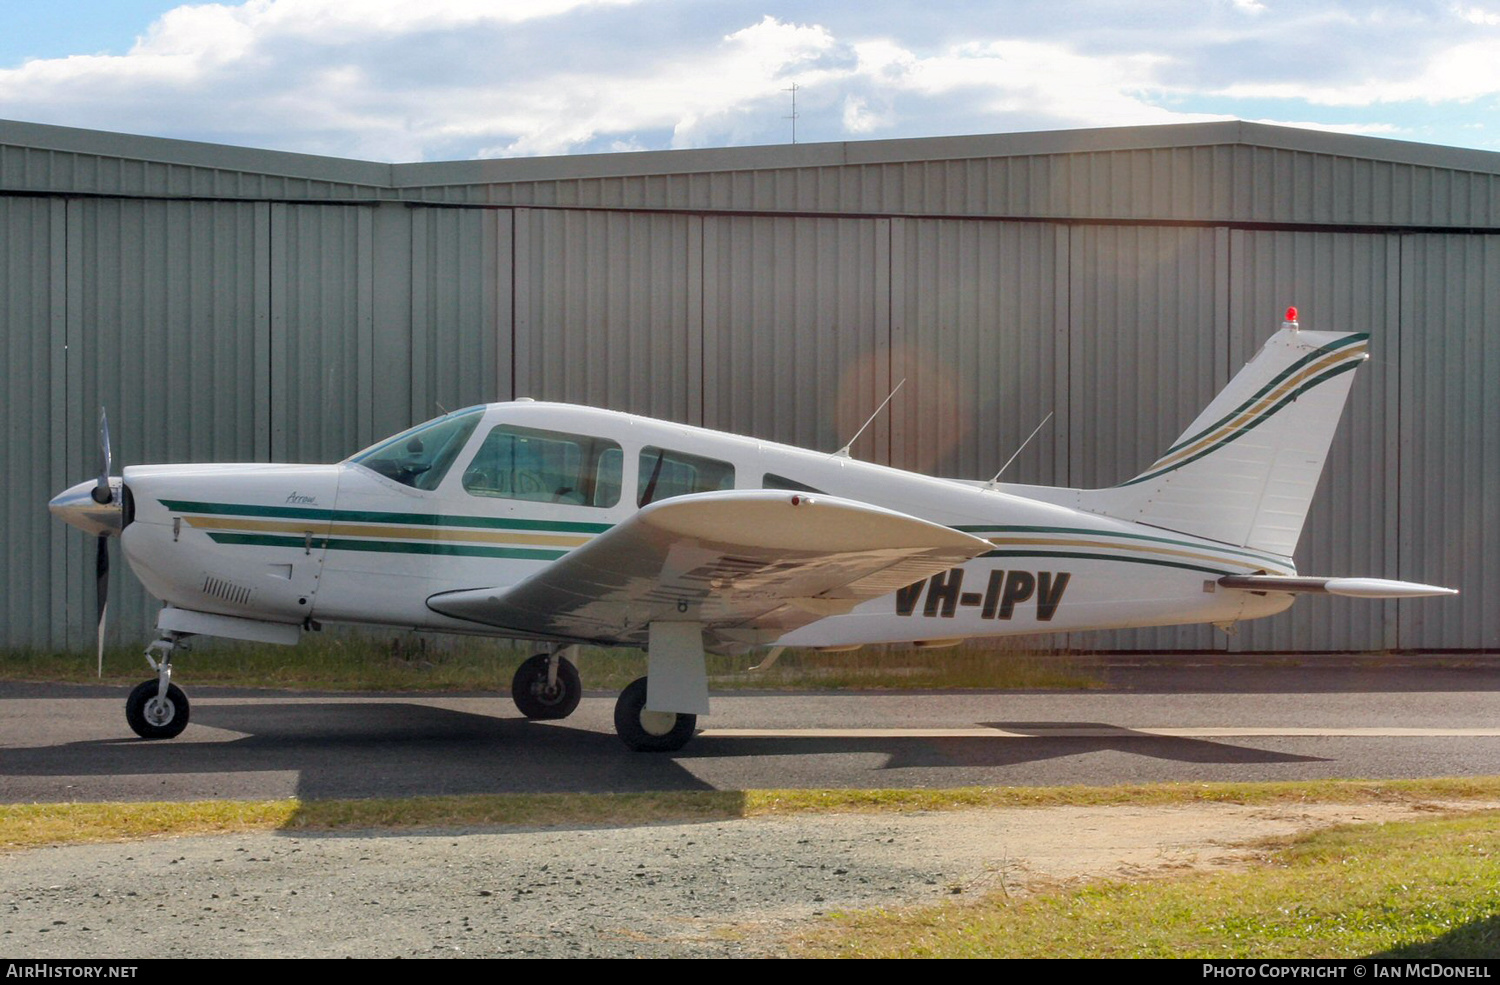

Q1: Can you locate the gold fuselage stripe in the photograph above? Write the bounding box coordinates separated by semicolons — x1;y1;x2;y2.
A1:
182;515;593;548
986;535;1290;574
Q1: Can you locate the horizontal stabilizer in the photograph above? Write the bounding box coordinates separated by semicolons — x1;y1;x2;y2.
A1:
428;490;994;646
1218;575;1458;598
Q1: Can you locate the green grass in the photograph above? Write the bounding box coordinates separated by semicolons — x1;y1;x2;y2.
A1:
6;777;1500;853
793;812;1500;959
0;631;1098;692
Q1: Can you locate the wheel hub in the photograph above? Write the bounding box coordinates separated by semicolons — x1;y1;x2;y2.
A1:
143;696;175;727
638;708;676;737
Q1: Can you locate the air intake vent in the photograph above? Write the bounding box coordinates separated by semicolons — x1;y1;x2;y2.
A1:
202;576;252;606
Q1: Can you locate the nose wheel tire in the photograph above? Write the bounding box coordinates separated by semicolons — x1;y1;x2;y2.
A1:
613;676;696;752
125;680;190;739
511;653;582;720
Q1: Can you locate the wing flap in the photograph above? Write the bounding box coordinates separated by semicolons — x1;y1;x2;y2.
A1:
427;490;993;645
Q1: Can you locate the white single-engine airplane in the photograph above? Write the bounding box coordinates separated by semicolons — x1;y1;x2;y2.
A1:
51;309;1456;751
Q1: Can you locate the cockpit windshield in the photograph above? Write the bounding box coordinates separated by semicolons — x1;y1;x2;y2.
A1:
347;407;484;490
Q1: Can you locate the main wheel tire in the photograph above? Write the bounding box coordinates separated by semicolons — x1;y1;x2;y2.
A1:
613;676;696;752
125;680;190;739
511;653;582;720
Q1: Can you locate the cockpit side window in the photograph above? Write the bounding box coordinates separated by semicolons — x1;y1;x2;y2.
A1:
348;408;483;491
638;446;735;506
463;425;623;508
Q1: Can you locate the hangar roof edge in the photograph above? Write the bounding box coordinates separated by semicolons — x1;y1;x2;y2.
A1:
5;117;1500;191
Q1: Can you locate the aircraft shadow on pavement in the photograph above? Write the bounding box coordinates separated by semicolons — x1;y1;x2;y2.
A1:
3;701;1325;803
691;721;1326;771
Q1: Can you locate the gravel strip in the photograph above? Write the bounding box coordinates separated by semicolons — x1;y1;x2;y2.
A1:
3;802;1483;958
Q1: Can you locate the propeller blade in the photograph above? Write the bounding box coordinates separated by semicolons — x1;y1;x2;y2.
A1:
95;533;109;678
92;407;113;505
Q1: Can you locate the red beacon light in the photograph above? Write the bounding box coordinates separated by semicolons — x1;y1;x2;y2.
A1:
1284;305;1299;330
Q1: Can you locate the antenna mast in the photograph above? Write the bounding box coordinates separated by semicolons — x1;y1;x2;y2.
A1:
986;412;1053;489
784;82;800;144
833;379;904;459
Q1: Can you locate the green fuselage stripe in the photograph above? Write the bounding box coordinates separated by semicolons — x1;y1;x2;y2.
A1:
952;524;1287;567
176;506;1271;576
162;499;612;534
979;549;1236;577
207;532;567;561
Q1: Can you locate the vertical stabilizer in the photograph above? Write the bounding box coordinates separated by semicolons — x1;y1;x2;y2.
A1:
1079;324;1369;557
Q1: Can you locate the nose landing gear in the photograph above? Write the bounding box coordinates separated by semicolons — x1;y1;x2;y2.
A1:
511;648;583;720
125;634;191;739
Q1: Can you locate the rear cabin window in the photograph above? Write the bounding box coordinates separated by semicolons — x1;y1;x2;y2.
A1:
763;473;823;494
463;426;623;507
638;446;735;506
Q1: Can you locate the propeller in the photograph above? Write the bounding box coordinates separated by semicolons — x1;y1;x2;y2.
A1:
92;408;112;678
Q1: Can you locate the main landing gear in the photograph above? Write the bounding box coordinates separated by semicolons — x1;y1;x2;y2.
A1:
125;634;190;739
613;676;696;753
509;650;698;752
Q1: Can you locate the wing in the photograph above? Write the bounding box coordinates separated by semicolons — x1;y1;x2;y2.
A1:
426;490;993;647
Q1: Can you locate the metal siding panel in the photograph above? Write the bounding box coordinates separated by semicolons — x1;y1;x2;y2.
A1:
703;216;888;455
685;215;703;427
65;199;264;647
1068;225;1223;486
410;206;430;422
1068;224;1224;651
270;204;371;464
1391;164;1413;225
889;219;1060;484
252;203;272;462
370;202;413;441
1371;161;1393;225
1399;234;1500;648
513;208;532;402
888;217;908;468
1053;226;1071;486
47;199;68;649
1413;166;1433;226
514;209;697;421
0;197;63;647
1228;230;1401;653
64;199;84;651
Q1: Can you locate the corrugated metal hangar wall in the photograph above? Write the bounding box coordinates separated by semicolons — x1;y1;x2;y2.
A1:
2;119;1496;654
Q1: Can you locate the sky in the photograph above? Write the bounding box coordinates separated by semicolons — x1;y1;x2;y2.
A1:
1;0;1499;163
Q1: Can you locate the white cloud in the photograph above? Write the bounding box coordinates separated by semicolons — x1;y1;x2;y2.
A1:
842;95;887;133
1;1;1498;159
1218;36;1500;105
1457;4;1500;25
866;38;1192;127
1248;117;1406;137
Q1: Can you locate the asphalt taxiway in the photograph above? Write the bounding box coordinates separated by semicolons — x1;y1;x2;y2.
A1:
3;658;1498;803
